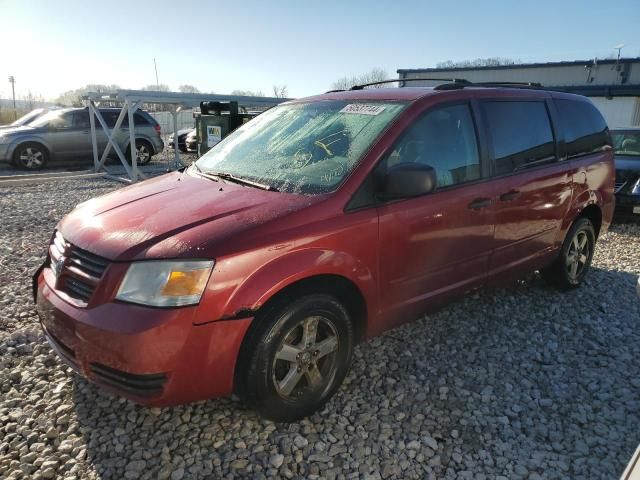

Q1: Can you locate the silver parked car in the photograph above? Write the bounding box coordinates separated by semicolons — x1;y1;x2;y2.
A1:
0;107;164;170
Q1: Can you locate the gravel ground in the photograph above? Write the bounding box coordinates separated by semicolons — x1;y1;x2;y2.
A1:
1;176;639;480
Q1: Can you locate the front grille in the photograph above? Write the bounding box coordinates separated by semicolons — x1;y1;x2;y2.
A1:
49;231;110;303
615;181;626;193
89;363;167;397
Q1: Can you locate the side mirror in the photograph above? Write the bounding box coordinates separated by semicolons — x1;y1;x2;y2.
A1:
380;163;437;200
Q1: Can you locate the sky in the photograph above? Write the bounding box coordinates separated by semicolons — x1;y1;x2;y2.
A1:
1;0;639;101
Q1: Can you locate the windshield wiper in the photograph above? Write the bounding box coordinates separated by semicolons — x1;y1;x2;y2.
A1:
191;163;222;183
205;171;279;192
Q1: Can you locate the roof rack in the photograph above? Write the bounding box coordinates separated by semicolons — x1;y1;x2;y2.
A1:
434;81;543;90
349;77;470;90
339;77;544;92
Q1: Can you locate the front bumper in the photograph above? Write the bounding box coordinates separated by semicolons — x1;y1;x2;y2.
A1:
35;267;252;406
615;193;640;215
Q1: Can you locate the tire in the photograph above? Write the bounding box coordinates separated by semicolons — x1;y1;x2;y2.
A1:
126;139;154;165
540;217;596;290
13;142;49;170
236;294;354;422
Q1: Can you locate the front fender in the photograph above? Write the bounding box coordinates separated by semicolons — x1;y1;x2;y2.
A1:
197;248;377;324
6;135;54;158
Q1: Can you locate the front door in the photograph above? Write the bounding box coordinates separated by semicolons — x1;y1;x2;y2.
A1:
377;102;495;327
70;111;97;157
45;111;77;157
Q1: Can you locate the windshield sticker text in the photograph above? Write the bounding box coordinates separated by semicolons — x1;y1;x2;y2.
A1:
340;104;386;116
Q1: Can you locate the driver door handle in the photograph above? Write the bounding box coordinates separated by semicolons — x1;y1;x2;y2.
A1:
499;189;520;201
468;197;492;210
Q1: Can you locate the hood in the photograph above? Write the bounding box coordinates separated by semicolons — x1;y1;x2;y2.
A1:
615;155;640;172
0;125;37;135
58;171;319;261
169;128;194;138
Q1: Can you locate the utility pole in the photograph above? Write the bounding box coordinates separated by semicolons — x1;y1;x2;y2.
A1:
153;58;160;89
8;75;16;120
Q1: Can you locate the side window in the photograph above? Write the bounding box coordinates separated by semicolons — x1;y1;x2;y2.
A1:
101;111;120;128
482;101;555;175
385;103;481;189
49;113;73;129
73;111;90;129
555;99;611;159
116;112;151;127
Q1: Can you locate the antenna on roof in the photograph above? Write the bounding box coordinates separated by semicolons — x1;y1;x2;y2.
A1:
614;44;625;63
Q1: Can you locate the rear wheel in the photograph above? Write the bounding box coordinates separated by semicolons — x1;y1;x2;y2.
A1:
126;139;154;165
236;294;354;422
13;142;49;170
540;217;596;290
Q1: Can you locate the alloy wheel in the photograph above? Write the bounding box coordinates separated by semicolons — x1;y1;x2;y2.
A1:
566;230;590;281
135;144;150;163
19;147;44;169
272;315;339;398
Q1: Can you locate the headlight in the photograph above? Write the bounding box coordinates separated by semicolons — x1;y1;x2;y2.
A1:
116;260;214;307
631;179;640;195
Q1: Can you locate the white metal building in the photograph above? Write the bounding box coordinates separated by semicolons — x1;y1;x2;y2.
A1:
398;58;640;128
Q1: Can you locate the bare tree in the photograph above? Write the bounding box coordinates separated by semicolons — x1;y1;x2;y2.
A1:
231;89;265;97
141;84;171;92
55;84;121;106
21;91;44;110
331;68;390;91
179;84;200;94
436;57;520;68
272;85;288;98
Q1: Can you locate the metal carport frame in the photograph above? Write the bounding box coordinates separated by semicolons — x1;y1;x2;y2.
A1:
83;90;289;183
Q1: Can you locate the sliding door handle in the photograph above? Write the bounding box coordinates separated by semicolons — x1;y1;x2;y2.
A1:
468;197;492;210
499;189;520;201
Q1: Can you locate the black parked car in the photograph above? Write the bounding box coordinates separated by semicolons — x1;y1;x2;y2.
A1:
168;128;195;152
612;128;640;216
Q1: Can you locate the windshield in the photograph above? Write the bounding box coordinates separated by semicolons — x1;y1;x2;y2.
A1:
30;111;68;128
195;100;407;194
10;109;45;127
612;132;640;157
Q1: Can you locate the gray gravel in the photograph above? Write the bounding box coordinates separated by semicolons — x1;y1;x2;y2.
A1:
1;176;639;479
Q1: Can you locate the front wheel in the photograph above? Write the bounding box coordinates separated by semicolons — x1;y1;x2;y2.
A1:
13;142;49;170
236;294;354;422
540;217;596;290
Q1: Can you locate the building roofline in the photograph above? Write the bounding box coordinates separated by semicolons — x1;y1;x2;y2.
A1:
397;57;640;74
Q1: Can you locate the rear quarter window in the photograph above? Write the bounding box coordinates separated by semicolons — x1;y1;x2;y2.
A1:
555;99;611;159
133;113;152;126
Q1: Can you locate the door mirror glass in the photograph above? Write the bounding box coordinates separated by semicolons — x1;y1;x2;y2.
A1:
381;163;437;199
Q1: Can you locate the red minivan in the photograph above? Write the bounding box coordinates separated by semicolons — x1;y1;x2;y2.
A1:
35;82;614;421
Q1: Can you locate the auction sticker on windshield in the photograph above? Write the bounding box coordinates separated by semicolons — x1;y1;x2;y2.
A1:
340;104;386;115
